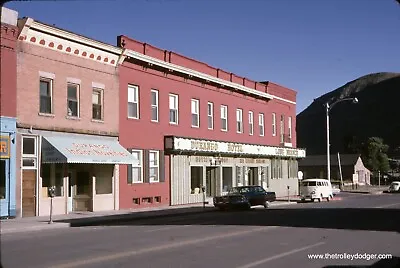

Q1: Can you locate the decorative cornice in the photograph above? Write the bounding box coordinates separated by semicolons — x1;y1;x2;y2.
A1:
18;18;123;67
16;123;119;137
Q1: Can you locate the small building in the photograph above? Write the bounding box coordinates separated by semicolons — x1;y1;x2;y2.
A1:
15;17;133;217
0;7;19;218
298;154;371;185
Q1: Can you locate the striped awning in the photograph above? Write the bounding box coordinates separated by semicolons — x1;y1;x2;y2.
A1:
41;135;134;164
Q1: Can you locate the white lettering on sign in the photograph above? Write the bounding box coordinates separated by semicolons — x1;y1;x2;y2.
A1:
174;137;306;158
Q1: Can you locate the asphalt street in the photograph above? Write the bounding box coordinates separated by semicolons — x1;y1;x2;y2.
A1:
1;193;400;268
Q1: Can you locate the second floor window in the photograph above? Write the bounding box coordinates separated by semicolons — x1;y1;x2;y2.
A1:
249;111;254;135
272;113;276;136
288;116;292;141
151;89;159;122
221;105;228;131
128;85;139;119
259;113;265;136
40;78;52;114
207;102;213;129
191;99;199;127
280;115;285;143
236;108;243;133
67;83;79;117
169;94;179;124
92;88;103;120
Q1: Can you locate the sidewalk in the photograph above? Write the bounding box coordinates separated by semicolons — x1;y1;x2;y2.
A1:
0;201;295;234
341;186;387;195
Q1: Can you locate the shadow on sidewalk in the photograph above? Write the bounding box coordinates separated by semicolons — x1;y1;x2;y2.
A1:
59;207;400;234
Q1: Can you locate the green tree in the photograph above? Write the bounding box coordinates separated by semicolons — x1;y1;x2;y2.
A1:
361;137;390;174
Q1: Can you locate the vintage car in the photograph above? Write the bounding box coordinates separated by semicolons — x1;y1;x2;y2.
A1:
213;186;276;210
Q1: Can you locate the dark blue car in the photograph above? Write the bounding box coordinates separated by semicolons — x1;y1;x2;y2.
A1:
213;186;276;210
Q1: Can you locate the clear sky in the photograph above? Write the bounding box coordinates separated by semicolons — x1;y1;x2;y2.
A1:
5;0;400;114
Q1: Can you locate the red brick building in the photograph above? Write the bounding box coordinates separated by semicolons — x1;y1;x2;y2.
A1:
117;35;306;209
14;18;133;217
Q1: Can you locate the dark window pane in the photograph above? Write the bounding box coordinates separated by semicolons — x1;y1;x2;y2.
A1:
40;96;52;113
68;100;78;117
40;80;50;96
23;138;35;155
68;85;77;100
92;104;102;120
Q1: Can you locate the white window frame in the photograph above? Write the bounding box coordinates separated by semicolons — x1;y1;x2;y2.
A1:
131;150;143;183
128;84;139;119
272;113;276;136
92;88;104;121
280;114;285;143
151;89;159;122
248;111;254;136
22;136;37;169
207;102;214;130
39;78;53;114
149;150;160;183
236;108;243;133
259;113;265;137
220;105;228;131
169;94;179;124
191;99;200;128
288;116;292;140
67;83;80;117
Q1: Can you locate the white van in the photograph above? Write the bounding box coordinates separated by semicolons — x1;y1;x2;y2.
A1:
300;179;333;202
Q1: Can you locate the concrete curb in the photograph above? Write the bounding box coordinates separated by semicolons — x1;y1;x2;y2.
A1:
1;222;70;234
342;190;384;195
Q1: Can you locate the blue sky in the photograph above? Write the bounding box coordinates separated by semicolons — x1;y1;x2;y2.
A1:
6;0;400;114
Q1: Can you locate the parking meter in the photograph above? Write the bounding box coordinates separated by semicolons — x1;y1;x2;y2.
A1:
287;185;290;202
201;186;206;208
48;186;56;224
48;186;56;198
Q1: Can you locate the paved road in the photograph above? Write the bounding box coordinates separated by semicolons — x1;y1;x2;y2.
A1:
1;193;400;268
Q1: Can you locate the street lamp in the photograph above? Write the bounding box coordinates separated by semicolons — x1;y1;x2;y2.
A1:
325;97;359;182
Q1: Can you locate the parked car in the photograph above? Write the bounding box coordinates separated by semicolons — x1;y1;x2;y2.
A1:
300;178;334;202
332;185;341;196
213;186;276;210
388;181;400;193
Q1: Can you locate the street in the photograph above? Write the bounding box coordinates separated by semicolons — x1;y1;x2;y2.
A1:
1;193;400;268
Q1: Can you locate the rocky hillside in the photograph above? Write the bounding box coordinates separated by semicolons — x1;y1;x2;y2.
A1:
296;72;400;157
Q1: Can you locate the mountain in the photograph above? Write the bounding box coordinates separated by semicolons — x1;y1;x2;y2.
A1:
296;72;400;157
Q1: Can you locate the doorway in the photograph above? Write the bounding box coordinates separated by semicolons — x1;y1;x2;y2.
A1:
206;167;218;197
22;170;36;217
67;171;75;213
248;167;259;186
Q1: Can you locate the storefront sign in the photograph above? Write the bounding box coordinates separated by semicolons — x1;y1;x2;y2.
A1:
170;137;306;158
0;136;10;159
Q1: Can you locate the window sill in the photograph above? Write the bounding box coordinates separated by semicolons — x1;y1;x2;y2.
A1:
191;125;200;128
150;120;159;123
91;119;104;124
66;116;81;120
127;117;139;120
169;123;179;126
38;113;55;117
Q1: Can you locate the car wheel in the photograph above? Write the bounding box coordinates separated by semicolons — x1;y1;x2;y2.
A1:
301;198;306;202
326;195;331;202
264;201;270;209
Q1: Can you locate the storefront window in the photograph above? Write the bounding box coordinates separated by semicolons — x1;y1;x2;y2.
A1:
0;161;6;199
190;166;202;194
41;163;64;197
222;167;233;192
149;151;159;183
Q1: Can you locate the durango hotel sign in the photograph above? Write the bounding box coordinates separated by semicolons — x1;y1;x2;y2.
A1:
165;136;306;158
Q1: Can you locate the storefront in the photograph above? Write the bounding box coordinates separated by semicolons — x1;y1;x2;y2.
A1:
165;136;306;205
18;130;135;217
0;117;17;218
